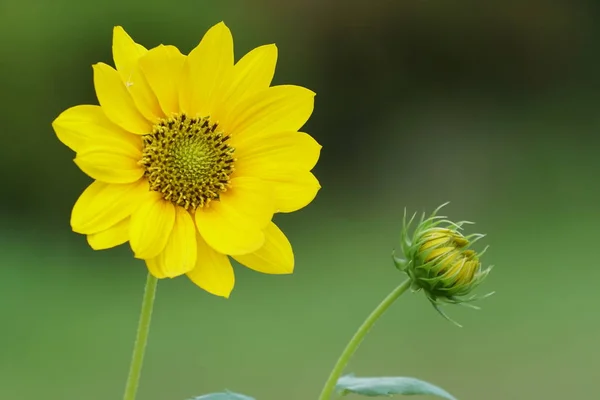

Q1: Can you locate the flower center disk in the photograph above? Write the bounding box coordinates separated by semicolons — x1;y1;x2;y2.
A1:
141;114;235;210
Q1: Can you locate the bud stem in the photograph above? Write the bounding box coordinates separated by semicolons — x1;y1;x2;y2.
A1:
122;272;158;400
317;278;412;400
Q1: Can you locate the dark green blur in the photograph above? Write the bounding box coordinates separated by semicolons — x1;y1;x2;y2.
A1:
1;1;599;399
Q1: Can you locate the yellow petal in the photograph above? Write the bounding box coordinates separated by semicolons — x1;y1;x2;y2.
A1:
139;45;186;116
93;62;151;134
233;131;321;173
52;105;140;153
87;218;130;250
71;180;149;234
127;65;164;123
213;44;277;122
179;22;234;117
146;258;167;279
187;234;235;298
269;170;320;213
112;26;147;85
221;85;314;139
233;222;294;274
233;134;321;213
74;139;143;184
129;192;176;259
112;27;163;122
195;177;274;255
145;208;197;278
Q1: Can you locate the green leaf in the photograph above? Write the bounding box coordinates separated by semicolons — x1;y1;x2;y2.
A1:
189;391;255;400
336;374;457;399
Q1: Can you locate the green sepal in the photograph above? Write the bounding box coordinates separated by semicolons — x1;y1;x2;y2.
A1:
392;251;408;271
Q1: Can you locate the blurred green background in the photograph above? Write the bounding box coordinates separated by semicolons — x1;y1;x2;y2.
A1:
1;0;599;399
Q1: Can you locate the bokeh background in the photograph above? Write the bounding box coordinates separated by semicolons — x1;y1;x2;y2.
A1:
1;0;599;399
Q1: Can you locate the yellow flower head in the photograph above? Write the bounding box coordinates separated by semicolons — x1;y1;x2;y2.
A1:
52;23;321;297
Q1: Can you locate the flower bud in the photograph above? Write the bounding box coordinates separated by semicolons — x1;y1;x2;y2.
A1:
393;203;493;325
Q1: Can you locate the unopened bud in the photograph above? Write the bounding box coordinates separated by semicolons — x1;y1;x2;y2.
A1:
393;203;493;325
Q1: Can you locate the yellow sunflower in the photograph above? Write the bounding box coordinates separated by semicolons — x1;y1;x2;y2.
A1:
52;22;321;297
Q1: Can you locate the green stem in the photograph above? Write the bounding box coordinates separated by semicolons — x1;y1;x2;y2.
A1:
317;278;412;400
122;273;158;400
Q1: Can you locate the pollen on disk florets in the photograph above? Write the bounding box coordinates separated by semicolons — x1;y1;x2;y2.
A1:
140;114;236;210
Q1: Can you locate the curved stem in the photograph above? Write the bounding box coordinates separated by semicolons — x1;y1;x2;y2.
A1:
122;273;158;400
317;278;412;400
